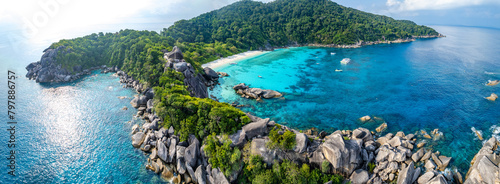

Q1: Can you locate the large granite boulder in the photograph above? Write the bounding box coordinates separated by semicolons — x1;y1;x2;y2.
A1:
321;132;363;176
242;118;269;140
176;146;187;174
250;138;276;165
168;138;177;163
261;89;283;99
464;137;500;184
132;132;146;148
350;169;369;184
195;165;207;184
352;128;373;143
396;162;419;184
294;132;308;153
229;130;247;148
212;168;230;184
185;140;201;168
157;140;169;162
203;67;219;81
165;46;183;61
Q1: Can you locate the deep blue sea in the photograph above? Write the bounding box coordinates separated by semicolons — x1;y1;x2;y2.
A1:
0;25;498;183
210;26;500;171
0;24;169;183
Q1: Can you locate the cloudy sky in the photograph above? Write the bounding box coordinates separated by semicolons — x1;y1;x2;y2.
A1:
0;0;499;46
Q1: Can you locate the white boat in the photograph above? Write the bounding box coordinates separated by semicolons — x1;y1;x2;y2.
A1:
331;52;336;55
340;58;351;65
335;69;343;72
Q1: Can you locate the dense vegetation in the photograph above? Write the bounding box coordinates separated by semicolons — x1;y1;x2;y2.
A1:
162;0;439;48
42;0;441;183
267;126;297;150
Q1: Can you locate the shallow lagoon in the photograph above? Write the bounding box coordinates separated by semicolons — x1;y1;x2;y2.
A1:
210;26;500;171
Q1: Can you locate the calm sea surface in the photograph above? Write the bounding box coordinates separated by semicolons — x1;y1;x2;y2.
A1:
0;23;169;183
211;26;500;171
0;25;498;183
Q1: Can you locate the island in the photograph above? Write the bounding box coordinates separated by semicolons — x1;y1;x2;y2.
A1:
25;0;495;184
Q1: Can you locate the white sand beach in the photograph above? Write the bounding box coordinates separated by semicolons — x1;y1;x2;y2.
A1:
201;50;268;69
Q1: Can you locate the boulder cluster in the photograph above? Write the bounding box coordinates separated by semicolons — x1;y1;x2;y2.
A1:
232;83;283;100
25;46;119;83
464;137;500;184
164;46;220;98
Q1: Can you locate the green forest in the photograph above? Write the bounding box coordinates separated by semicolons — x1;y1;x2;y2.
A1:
43;0;440;183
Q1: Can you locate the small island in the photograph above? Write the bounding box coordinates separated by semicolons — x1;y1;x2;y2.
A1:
25;0;497;184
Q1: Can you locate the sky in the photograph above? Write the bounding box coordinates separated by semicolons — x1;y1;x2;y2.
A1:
0;0;499;50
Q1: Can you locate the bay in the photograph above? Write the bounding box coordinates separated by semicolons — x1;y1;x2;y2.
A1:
210;25;500;171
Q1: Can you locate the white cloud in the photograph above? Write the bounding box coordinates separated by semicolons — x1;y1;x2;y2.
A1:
386;0;500;11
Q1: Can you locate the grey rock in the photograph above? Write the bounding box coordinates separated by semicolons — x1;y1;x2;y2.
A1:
352;128;373;143
321;132;363;176
350;169;369;184
174;62;189;72
203;67;219;81
185;140;201;168
157;140;169;162
412;149;425;162
250;138;276;165
195;165;207;184
425;159;436;170
261;89;282;98
212;168;230;184
165;46;183;60
388;136;403;148
168;126;175;137
396;162;417;184
417;172;435;184
132;132;146;148
176;146;187;174
229;130;246;148
438;155;451;171
294;132;308;153
242;118;269;140
168;138;177;163
233;83;249;90
427;174;448;184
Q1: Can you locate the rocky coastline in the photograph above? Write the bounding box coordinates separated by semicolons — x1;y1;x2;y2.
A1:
26;33;500;184
257;34;445;51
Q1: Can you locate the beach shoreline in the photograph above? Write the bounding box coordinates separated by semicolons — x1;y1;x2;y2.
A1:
202;50;268;69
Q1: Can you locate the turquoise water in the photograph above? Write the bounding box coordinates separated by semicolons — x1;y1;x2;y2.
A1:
211;26;500;171
0;24;169;183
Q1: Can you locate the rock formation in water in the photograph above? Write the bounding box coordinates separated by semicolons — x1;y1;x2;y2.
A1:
232;83;283;100
464;137;500;184
25;46;119;83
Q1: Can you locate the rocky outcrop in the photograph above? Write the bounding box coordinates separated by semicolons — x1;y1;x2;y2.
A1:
321;132;363;176
163;47;210;98
242;118;269;140
464;137;500;184
233;83;283;100
26;46;120;83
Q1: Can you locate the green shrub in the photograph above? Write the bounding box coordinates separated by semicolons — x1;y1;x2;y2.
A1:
368;162;376;173
268;127;296;150
322;160;331;173
203;134;243;177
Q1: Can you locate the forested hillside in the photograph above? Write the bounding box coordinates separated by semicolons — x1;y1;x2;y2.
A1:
162;0;438;49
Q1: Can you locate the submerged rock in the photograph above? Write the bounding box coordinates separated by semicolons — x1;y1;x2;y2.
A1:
485;93;498;101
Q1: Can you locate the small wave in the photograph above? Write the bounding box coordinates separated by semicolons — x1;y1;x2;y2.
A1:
490;125;500;141
471;127;484;140
484;71;498;75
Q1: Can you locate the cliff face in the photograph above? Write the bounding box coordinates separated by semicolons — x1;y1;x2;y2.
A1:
164;46;218;99
464;137;500;184
25;46;71;83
